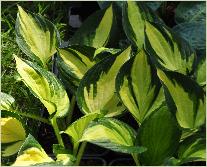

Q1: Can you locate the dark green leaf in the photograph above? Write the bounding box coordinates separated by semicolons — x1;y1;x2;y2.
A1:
145;1;162;11
173;22;206;55
175;2;206;23
136;105;181;165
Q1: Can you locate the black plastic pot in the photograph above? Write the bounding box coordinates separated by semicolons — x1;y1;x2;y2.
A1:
109;158;135;166
80;157;107;166
84;143;109;157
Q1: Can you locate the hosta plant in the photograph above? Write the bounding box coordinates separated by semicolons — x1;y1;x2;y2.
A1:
1;1;206;166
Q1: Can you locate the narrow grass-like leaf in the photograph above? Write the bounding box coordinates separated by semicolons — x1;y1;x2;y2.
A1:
64;112;101;145
80;118;146;154
15;56;70;118
16;6;58;67
178;134;206;164
122;1;162;49
145;21;196;75
116;49;165;124
157;70;206;129
136;105;181;165
70;5;114;48
0;92;15;111
77;47;131;117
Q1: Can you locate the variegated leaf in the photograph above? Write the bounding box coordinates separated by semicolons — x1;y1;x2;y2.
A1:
15;56;69;118
0;92;15;111
157;69;205;129
145;21;196;75
80;118;147;154
1;117;26;157
70;5;114;48
77;47;131;117
64;112;101;146
122;1;162;49
178;134;206;164
136;105;181;165
195;58;206;87
57;46;120;93
16;6;58;67
12;134;54;166
116;49;165;124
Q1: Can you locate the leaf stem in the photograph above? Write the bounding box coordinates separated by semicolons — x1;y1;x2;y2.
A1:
50;117;64;147
132;153;141;166
13;110;50;125
74;142;87;166
66;95;76;125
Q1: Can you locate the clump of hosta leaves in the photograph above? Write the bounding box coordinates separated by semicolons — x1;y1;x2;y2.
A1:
1;1;205;166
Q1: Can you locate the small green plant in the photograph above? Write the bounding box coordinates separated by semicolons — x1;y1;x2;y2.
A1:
1;1;206;166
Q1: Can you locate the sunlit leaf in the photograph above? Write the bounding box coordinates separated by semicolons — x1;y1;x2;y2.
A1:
116;49;165;123
16;6;58;67
64;112;101;145
0;92;15;111
157;69;206;129
70;5;114;48
1;117;26;157
77;47;131;117
15;56;70;117
1;117;26;143
145;21;196;75
12;134;53;166
80;118;147;154
57;46;120;93
122;1;162;49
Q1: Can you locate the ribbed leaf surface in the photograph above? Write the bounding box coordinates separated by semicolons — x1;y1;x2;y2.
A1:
136;105;181;165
